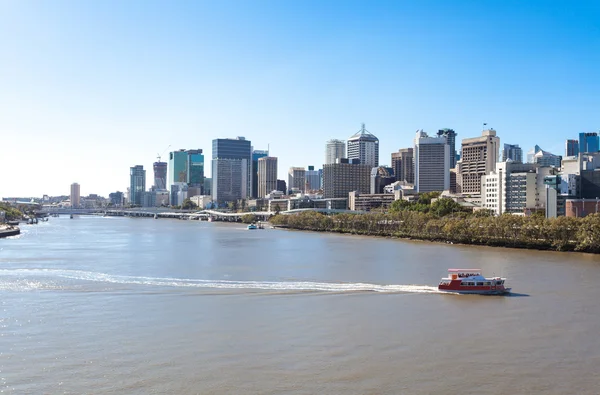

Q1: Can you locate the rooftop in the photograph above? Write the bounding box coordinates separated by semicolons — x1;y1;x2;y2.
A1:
348;123;378;141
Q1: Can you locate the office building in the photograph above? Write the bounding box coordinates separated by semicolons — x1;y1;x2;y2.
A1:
414;130;450;193
437;129;457;168
370;166;395;194
276;179;287;194
168;150;188;188
323;160;371;199
186;149;204;188
258;157;278;198
108;191;124;207
326;139;346;165
153;161;167;190
482;161;556;215
211;158;248;203
457;129;500;195
203;178;212;197
251;150;269;198
212;137;252;200
579;132;599;154
527;145;561;167
348;191;396;212
288;167;306;193
502;144;523;163
566;139;579;157
129;165;146;206
70;183;81;208
305;165;321;191
391;148;414;184
347;123;379;167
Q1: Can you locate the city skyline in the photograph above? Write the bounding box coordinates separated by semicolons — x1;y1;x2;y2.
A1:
1;1;599;197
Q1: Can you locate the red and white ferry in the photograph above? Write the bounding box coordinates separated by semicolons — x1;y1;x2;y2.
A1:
438;269;511;295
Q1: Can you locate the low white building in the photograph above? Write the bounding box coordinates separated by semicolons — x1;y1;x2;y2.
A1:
189;195;212;209
481;160;556;215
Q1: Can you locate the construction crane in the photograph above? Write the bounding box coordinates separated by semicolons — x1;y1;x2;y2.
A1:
156;145;171;163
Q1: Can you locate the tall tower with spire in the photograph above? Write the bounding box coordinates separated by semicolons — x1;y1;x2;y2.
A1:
347;123;379;167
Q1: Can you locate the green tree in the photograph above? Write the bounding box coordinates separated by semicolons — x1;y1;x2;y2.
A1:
430;198;463;217
181;199;198;210
241;214;257;224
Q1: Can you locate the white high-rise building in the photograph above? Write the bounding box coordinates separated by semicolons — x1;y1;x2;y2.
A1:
347;124;379;167
325;139;346;165
288;167;306;193
413;130;450;192
70;183;81;208
258;157;278;198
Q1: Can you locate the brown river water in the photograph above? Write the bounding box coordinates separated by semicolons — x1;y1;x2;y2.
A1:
1;216;600;394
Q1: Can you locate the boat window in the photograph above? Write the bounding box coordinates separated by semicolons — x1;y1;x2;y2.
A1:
496;281;502;285
477;282;484;286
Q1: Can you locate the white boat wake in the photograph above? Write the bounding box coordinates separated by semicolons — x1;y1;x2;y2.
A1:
0;268;442;294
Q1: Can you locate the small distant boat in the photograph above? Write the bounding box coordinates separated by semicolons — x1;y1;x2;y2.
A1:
70;214;74;219
438;269;511;295
247;223;258;230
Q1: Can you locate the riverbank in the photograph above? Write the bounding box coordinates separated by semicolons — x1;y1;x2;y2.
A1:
269;211;600;253
0;225;20;238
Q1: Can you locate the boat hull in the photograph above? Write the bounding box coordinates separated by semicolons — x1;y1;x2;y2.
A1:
439;287;511;295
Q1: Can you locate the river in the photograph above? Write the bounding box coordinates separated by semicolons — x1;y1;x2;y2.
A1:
1;216;600;394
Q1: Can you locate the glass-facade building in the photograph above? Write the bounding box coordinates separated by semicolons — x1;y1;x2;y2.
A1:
168;150;188;187
186;150;204;188
579;132;599;154
129;165;146;206
252;150;269;198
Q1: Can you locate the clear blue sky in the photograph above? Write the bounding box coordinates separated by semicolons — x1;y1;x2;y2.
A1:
1;0;599;197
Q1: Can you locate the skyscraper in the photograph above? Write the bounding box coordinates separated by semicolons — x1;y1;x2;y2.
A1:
323;160;371;199
153;161;167;190
579;132;599;154
251;150;269;198
437;129;457;168
391;148;414;184
70;183;80;208
347;124;379;167
565;139;579;157
185;149;204;188
414;130;450;193
370;166;395;194
211;158;247;203
288;167;306;193
502;143;523;163
258;157;278;198
168;149;204;191
305;165;321;191
457;129;500;195
325;139;346;165
212;137;252;200
129;165;146;206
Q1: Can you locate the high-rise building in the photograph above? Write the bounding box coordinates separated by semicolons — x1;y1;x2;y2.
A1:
129;165;146;206
457;129;500;195
288;167;306;193
168;149;204;191
323;160;371;199
579;132;599;154
153;161;167;190
531;147;562;167
370;166;395;194
70;183;80;208
212;137;252;200
251;150;269;198
211;159;248;203
168;150;188;188
391;148;414;184
566;139;579;157
325;139;346;165
258;157;278;198
276;180;287;194
437;129;457;168
347;123;379;167
305;165;321;191
502;143;523;163
413;130;450;193
185;149;204;188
